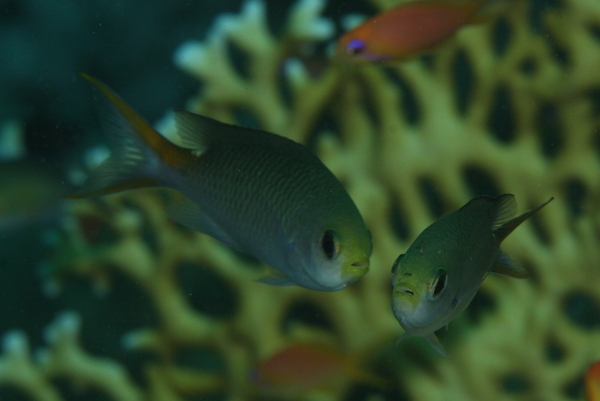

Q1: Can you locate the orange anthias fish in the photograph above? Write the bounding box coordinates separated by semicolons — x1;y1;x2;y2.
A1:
587;361;600;401
248;343;386;395
337;0;486;63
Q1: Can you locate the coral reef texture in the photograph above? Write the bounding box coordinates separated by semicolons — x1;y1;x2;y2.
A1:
2;0;600;400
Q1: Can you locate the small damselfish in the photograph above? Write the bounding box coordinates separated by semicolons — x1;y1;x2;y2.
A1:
390;194;553;356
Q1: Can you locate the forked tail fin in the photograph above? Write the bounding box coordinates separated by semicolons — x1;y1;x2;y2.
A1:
68;73;188;198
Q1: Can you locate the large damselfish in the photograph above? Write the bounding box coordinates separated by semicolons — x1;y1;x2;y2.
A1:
390;194;553;355
71;74;372;291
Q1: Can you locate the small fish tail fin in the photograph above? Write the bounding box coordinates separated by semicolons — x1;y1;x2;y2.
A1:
69;73;188;199
493;197;554;244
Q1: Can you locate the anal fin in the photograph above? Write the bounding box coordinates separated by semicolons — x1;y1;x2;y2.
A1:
491;251;530;278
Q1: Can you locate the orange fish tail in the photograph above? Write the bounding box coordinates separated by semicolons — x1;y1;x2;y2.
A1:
69;74;189;199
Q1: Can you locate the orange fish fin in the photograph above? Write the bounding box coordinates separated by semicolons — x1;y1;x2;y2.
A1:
70;73;187;198
80;73;190;167
587;361;600;401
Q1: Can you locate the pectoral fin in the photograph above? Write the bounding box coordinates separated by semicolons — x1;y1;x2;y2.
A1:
254;268;296;286
166;196;241;250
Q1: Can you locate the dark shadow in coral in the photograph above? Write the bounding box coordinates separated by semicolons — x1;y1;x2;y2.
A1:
528;0;562;33
418;176;446;219
562;178;587;217
563;374;585;399
464;288;496;325
176;262;238;318
282;299;334;334
519;57;537;76
492;18;512;57
462;165;502;197
382;69;421;127
487;84;516;144
389;196;411;242
545;338;566;363
537;102;563;159
0;388;31;401
452;49;474;116
563;291;600;329
175;346;226;372
589;23;600;42
500;372;532;395
344;382;411;401
51;378;113;401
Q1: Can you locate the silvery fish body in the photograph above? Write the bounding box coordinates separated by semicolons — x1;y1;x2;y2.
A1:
71;74;372;291
391;194;553;356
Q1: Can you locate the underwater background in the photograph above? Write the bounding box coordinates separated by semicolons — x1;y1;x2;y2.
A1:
1;0;600;400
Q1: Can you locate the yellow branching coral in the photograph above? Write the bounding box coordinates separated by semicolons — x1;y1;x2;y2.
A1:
3;0;600;400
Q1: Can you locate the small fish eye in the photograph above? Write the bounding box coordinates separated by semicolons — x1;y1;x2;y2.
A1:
346;39;366;56
432;270;448;298
320;230;340;260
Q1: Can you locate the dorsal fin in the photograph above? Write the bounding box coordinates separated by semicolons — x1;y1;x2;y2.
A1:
493;197;554;244
173;110;212;150
459;194;517;228
490;194;517;231
173;110;245;150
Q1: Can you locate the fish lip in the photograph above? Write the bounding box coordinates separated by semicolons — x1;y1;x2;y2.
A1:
350;259;369;270
394;283;416;296
341;259;370;282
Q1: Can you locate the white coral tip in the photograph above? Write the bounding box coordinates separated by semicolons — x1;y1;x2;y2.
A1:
284;57;309;86
341;14;367;32
44;311;80;343
3;330;29;355
0;120;25;161
174;40;206;73
242;0;266;21
289;0;334;40
310;19;335;40
121;331;140;350
213;14;239;36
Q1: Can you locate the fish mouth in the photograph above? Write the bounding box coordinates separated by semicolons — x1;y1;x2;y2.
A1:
341;259;370;282
302;259;369;291
394;283;416;297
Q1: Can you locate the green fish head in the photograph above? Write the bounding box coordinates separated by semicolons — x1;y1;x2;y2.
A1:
391;253;457;337
303;226;372;291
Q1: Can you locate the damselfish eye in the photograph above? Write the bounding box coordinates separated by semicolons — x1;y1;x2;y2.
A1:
391;253;405;276
346;39;366;56
320;230;340;260
431;269;448;298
